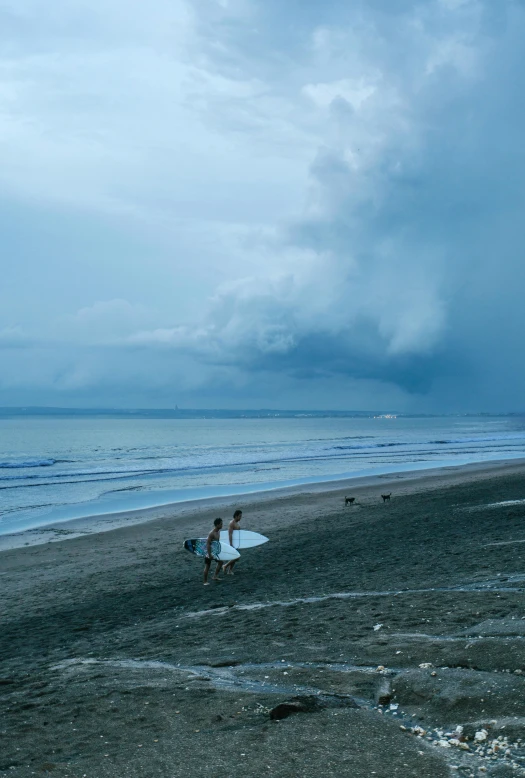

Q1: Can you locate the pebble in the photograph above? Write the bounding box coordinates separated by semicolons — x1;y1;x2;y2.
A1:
475;730;489;742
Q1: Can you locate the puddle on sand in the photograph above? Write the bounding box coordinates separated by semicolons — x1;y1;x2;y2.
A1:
51;657;371;700
456;499;525;515
185;575;525;620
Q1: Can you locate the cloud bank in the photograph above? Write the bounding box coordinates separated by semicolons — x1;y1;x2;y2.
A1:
1;0;524;409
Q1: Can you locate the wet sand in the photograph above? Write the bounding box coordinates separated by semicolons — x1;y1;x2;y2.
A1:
2;460;525;777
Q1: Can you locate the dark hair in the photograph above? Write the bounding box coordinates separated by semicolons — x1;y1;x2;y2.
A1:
214;518;223;527
233;510;242;518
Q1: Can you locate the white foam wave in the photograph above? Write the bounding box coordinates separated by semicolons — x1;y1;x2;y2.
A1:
0;458;56;469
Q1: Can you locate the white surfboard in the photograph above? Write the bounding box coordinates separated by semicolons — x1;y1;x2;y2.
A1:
219;529;269;549
184;538;240;562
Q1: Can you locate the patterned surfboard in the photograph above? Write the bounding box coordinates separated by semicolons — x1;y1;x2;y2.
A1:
183;538;240;562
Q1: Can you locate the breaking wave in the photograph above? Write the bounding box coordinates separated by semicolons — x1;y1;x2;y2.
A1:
1;431;525;488
0;458;57;469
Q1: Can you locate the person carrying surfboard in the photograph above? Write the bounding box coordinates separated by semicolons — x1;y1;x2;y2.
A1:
203;518;224;585
224;510;242;575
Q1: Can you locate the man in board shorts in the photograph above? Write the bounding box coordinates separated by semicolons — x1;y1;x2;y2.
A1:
203;518;224;585
224;509;242;575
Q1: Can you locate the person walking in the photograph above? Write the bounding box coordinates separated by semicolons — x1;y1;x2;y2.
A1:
203;518;224;585
224;509;242;575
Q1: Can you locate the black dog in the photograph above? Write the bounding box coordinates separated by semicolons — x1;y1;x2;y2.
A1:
345;496;356;506
381;493;392;502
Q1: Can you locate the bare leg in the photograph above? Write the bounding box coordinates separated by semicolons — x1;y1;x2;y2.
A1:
212;561;223;581
226;559;237;575
203;558;212;585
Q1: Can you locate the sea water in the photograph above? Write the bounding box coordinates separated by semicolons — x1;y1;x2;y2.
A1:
1;414;525;534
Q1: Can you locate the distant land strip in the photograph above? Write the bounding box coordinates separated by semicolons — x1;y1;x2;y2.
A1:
1;407;522;419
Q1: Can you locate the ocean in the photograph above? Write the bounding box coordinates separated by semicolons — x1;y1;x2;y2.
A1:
1;413;525;535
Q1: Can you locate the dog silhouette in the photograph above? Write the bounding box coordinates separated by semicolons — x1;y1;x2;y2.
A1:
345;496;356;506
381;493;392;502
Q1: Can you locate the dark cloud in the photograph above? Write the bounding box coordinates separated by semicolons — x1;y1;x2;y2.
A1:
188;0;525;408
226;331;464;394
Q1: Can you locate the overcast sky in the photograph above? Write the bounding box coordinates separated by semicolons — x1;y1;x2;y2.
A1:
1;0;524;410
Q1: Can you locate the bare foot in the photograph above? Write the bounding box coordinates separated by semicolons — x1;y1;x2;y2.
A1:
203;582;210;586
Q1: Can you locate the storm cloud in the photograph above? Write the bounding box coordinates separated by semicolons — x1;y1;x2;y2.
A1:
1;0;524;409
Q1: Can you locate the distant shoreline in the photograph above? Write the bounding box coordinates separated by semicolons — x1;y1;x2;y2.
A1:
2;456;524;552
1;407;523;419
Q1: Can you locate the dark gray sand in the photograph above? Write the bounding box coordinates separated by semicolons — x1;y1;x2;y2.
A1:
2;462;525;777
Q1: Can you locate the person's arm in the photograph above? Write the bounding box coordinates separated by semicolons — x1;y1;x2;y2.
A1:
228;521;234;546
206;531;213;558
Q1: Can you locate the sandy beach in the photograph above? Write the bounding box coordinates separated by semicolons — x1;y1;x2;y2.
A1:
3;459;525;777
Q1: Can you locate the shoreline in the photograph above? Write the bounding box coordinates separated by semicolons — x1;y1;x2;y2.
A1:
2;456;525;552
3;458;525;776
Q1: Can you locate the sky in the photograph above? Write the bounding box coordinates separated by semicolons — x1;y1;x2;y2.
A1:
1;0;524;411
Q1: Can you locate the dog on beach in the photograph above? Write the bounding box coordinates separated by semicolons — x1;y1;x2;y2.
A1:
345;496;356;506
381;493;392;502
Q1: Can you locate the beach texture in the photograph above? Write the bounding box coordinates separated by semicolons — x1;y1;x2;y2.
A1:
2;462;525;777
